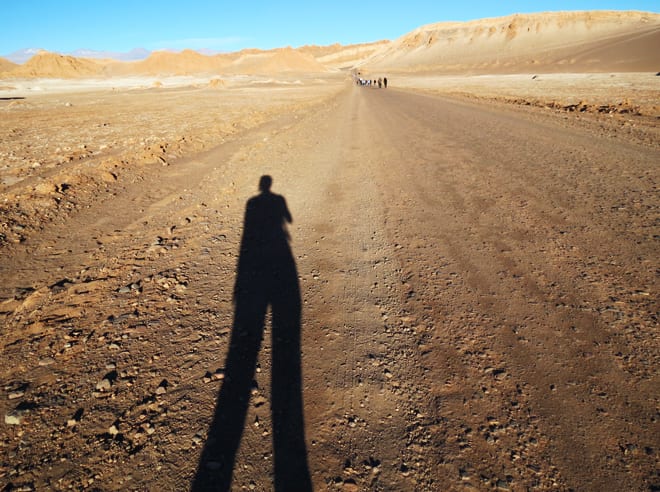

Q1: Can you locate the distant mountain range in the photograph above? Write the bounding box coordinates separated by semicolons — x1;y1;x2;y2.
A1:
2;11;658;76
5;47;153;64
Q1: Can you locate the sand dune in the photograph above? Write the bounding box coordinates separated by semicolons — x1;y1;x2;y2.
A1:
105;49;231;76
362;10;660;73
1;46;335;78
299;41;389;69
224;46;330;74
6;51;104;78
0;57;18;74
1;11;658;79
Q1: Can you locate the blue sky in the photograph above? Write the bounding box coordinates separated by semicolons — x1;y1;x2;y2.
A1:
2;0;658;56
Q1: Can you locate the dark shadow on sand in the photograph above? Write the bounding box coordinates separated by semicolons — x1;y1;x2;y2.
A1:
192;176;312;491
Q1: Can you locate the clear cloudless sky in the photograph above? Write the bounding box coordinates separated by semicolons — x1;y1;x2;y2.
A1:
2;0;658;55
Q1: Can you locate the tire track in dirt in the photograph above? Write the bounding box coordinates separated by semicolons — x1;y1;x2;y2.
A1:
356;87;658;491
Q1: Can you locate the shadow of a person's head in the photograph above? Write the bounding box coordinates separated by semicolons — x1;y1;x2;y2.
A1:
259;174;273;193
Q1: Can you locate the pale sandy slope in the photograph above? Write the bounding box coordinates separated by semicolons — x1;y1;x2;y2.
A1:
361;11;660;73
0;57;18;74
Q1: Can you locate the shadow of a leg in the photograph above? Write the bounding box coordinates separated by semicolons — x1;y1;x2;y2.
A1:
191;294;267;491
271;266;312;492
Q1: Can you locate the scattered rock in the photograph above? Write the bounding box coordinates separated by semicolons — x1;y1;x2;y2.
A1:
5;411;24;425
4;402;36;425
66;408;84;427
49;278;73;294
253;396;268;407
155;379;169;395
96;378;112;391
108;423;120;436
96;370;117;391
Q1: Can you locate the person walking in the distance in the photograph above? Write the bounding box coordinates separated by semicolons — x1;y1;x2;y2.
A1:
192;175;312;492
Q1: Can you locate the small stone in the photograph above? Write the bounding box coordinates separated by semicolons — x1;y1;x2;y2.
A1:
96;379;112;391
155;379;168;395
38;357;56;366
108;424;119;436
8;391;25;400
13;484;34;492
67;408;84;427
5;411;23;425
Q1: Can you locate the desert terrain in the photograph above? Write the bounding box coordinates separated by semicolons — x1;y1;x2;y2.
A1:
1;10;659;492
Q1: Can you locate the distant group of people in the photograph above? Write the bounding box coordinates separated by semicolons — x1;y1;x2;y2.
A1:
355;75;388;88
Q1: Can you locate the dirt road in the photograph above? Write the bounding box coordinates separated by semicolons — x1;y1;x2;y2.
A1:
1;84;658;491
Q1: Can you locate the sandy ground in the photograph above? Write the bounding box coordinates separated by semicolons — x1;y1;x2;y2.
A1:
0;76;658;491
0;75;344;244
385;73;660;116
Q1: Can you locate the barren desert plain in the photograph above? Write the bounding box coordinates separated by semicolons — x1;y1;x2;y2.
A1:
1;10;659;492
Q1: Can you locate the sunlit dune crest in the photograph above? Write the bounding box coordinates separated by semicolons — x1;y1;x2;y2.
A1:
361;10;660;73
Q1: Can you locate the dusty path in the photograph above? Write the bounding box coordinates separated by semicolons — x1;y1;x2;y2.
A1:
1;84;658;491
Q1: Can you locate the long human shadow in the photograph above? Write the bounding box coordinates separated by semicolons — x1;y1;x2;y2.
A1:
192;175;312;491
